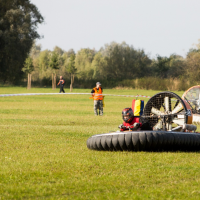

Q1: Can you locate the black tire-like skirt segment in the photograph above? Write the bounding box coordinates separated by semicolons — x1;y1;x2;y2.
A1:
86;131;200;152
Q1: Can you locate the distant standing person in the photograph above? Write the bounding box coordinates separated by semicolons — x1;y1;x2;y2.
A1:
91;82;103;116
57;76;65;93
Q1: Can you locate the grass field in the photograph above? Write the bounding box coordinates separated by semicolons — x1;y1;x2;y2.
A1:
1;87;200;200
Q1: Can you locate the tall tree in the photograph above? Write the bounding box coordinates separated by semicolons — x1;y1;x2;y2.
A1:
22;57;34;89
75;48;95;79
30;41;42;59
66;49;75;58
38;50;49;73
67;54;77;91
167;54;185;78
0;0;44;83
91;52;106;79
185;51;200;84
53;46;65;56
49;52;59;89
151;55;172;78
99;42;151;80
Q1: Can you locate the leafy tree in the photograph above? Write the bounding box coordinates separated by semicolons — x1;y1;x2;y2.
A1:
22;57;34;89
133;50;152;78
49;52;59;70
66;54;77;91
30;41;42;59
49;51;59;89
22;57;34;74
167;54;185;78
151;55;172;78
91;52;106;79
0;0;44;83
99;42;151;80
53;46;65;56
66;49;75;58
75;48;95;79
103;43;123;79
67;54;76;74
38;50;49;73
185;51;200;83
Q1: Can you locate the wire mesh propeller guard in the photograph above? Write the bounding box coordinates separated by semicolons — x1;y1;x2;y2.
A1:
182;86;200;114
142;92;188;131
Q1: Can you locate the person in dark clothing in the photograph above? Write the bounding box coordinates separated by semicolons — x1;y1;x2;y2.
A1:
57;76;65;93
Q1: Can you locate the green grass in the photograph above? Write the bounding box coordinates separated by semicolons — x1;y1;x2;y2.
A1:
0;87;200;200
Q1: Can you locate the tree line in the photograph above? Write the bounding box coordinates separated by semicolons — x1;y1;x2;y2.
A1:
1;1;200;91
21;40;200;91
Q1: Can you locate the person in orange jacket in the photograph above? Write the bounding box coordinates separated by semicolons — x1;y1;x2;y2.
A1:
91;82;103;116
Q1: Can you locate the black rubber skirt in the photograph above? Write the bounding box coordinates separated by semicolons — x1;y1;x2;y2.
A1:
87;131;200;152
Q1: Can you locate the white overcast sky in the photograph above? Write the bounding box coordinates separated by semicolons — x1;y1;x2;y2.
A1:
31;0;200;58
